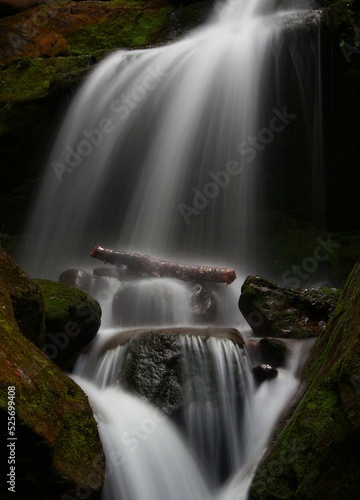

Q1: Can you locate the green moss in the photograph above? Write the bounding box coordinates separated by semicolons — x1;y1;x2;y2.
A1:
0;55;96;102
249;259;360;499
0;245;45;347
35;279;101;322
0;278;104;497
66;3;173;54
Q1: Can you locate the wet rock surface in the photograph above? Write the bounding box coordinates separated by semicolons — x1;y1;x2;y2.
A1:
252;363;278;385
239;275;341;339
249;258;360;499
35;278;102;370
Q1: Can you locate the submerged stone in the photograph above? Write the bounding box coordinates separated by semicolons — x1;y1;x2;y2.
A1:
187;281;217;322
100;327;244;414
252;363;278;385
258;337;291;368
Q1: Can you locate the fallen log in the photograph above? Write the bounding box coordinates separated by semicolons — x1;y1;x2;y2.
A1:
90;246;236;285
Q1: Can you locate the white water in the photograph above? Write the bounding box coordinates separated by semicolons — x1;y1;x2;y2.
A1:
72;377;212;500
18;0;321;280
18;0;321;497
72;327;310;499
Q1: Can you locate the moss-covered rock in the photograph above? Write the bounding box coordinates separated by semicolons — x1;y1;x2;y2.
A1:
0;244;45;348
0;278;105;499
239;274;341;339
35;278;102;370
248;258;360;499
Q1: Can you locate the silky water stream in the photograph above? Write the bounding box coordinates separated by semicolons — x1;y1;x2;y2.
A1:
18;0;322;497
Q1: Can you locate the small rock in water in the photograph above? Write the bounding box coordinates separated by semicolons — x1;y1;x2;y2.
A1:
252;363;278;385
258;337;291;368
59;268;110;300
187;282;217;323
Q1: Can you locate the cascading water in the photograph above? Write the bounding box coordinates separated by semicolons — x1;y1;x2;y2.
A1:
18;0;322;280
18;0;323;497
73;329;312;499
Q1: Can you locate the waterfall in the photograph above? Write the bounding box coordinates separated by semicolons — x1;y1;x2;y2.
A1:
18;0;322;497
72;328;311;499
18;0;322;280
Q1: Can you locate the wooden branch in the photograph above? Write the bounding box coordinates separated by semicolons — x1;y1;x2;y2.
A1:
90;246;236;285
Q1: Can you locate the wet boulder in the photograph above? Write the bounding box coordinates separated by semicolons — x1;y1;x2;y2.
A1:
249;259;360;499
252;364;278;385
100;327;244;414
239;275;340;339
258;337;291;368
35;279;102;371
187;281;217;322
59;268;111;302
0;278;105;498
103;326;246;486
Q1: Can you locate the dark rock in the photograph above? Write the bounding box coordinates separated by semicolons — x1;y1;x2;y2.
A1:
59;268;110;301
258;337;291;368
119;332;184;415
100;327;244;414
239;275;341;339
252;364;278;385
187;281;217;322
0;244;45;348
35;279;102;371
0;277;104;498
249;258;360;499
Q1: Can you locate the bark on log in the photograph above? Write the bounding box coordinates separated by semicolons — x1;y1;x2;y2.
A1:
90;246;236;285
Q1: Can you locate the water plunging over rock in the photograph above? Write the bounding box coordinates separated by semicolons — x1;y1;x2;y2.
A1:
15;0;329;498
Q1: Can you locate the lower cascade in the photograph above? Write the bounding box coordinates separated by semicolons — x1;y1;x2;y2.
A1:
72;316;312;499
17;0;324;497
